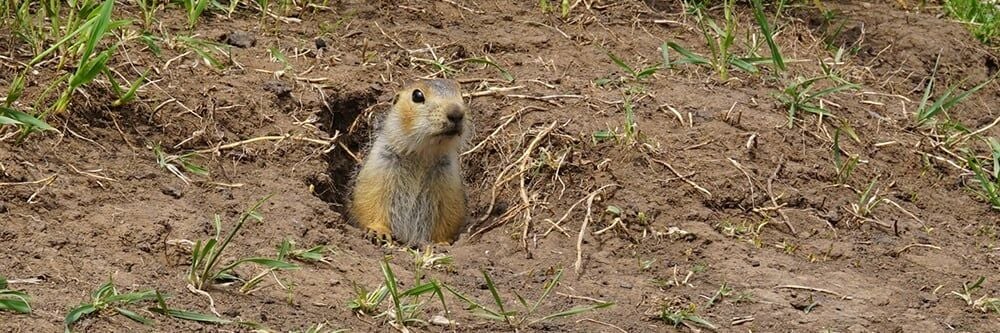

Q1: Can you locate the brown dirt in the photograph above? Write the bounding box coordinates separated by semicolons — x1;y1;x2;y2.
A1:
3;1;1000;332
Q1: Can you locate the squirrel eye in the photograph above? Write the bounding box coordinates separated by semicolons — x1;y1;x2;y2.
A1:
411;89;425;104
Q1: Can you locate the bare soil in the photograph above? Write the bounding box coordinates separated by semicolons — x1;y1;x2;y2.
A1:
3;1;1000;332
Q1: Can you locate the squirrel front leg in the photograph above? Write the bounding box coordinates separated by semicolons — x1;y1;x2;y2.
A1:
351;170;393;241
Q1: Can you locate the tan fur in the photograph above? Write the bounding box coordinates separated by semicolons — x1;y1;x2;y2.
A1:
349;79;470;246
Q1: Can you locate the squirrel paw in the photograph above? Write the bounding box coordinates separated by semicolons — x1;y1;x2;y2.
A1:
364;228;393;245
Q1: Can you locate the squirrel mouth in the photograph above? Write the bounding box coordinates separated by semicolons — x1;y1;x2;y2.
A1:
438;125;462;137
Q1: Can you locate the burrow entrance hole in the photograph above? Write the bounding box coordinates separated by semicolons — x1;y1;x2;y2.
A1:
310;86;381;216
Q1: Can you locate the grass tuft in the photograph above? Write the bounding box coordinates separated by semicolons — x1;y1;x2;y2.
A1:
945;0;1000;45
64;276;157;332
187;195;298;291
444;268;613;329
967;138;1000;210
776;74;859;128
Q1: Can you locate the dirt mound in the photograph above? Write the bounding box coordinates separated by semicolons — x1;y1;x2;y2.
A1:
2;1;999;332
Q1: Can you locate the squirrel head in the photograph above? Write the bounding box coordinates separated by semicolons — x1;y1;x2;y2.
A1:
383;79;470;156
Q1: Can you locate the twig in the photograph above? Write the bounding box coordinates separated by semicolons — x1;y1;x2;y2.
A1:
187;284;221;317
439;0;483;14
895;243;941;255
577;318;628;333
543;195;589;237
6;278;43;284
462;106;543;156
463;85;524;98
479;121;559;223
775;285;852;300
0;174;58;186
881;198;926;228
192;133;336;155
575;184;617;275
727;158;757;209
557;292;609;303
651;159;711;197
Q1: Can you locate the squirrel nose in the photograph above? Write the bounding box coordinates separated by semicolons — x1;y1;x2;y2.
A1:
446;109;464;124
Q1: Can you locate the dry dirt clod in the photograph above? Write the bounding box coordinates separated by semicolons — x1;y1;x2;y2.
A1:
263;81;292;98
161;186;183;199
219;31;257;48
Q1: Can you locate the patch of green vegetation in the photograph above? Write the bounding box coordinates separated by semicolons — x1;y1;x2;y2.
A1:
148;291;233;325
660;304;717;330
715;219;767;247
945;0;1000;45
539;0;572;18
775;73;859;128
592;90;641;145
0;277;31;314
64;277;157;332
187;196;299;291
348;257;448;328
951;277;1000;314
1;0;146;137
966;138;1000;210
914;68;994;127
444;269;613;329
667;0;785;81
832;127;861;185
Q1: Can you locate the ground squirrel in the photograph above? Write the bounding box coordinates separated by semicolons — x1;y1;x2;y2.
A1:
350;79;471;246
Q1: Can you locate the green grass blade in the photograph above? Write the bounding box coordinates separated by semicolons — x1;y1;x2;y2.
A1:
481;270;511;324
665;42;710;65
751;0;785;71
5;72;25;107
150;291;231;324
217;258;299;274
801;105;831;116
660;42;671;68
728;58;759;73
115;307;153;325
0;290;31;314
636;65;661;79
606;51;637;77
530;302;613;324
941;78;993;111
70;49;113;89
104;290;158;304
211;258;297;283
810;82;860;99
153;307;232;324
988;137;1000;179
112;69;149;107
0;299;32;314
441;283;503;319
80;0;115;64
530;269;563;314
0;116;20;125
64;304;98;332
400;282;439;297
380;259;405;326
1;108;54;131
